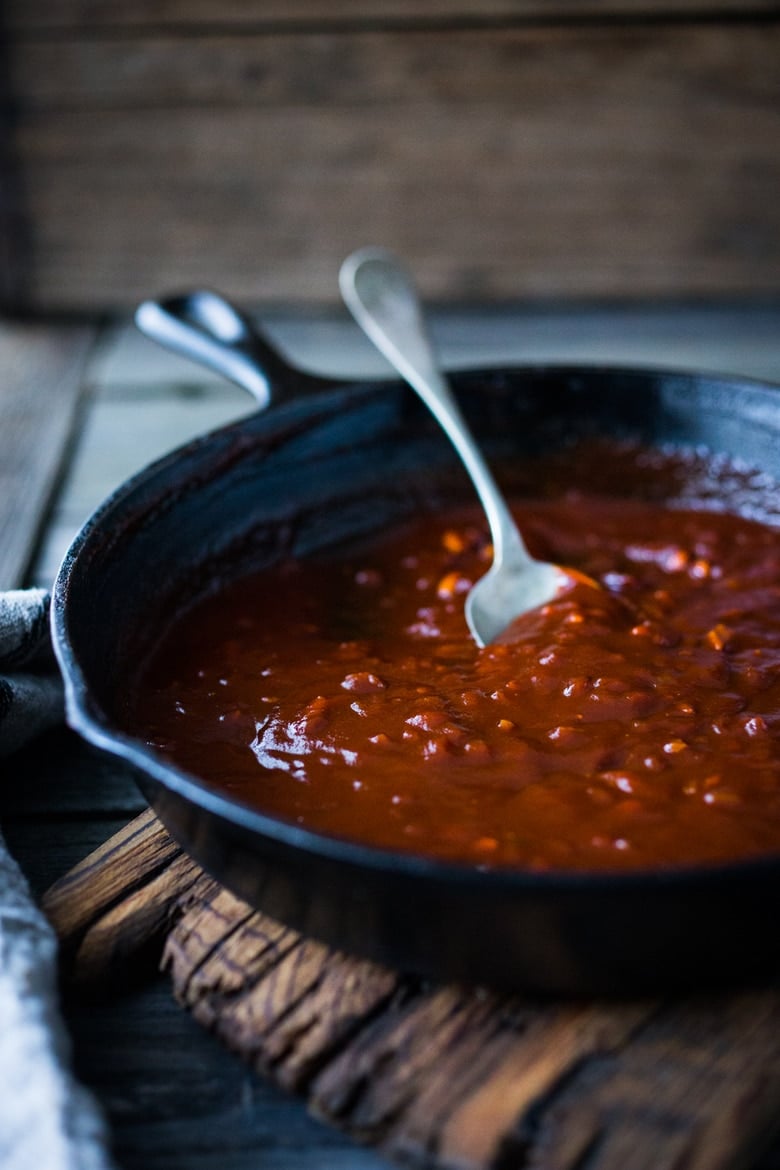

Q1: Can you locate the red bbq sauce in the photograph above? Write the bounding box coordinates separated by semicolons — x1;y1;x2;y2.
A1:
126;443;780;872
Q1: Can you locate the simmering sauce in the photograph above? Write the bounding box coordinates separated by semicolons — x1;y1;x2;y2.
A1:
127;442;780;872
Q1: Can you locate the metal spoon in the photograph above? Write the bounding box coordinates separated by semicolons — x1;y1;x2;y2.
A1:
339;247;578;647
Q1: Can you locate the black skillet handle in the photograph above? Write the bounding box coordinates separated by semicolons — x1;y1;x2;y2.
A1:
134;290;339;409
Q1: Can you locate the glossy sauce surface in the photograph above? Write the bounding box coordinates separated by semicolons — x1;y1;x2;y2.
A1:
127;443;780;872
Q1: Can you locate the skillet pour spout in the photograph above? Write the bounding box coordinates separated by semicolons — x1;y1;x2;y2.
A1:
52;290;780;997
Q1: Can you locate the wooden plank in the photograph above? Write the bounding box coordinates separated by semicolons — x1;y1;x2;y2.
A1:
28;378;254;590
7;22;779;308
167;898;780;1170
1;816;135;898
6;0;780;31
96;303;780;387
0;323;95;587
7;727;146;818
41;811;780;1170
0;22;25;306
12;122;780;307
9;21;780;111
65;976;385;1170
43;808;181;950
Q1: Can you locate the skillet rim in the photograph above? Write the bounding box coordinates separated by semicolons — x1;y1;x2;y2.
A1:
51;358;780;897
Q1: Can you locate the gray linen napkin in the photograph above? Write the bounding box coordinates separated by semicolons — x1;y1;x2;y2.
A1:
0;589;115;1170
0;589;63;758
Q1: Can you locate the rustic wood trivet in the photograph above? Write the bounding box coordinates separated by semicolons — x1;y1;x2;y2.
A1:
44;808;780;1170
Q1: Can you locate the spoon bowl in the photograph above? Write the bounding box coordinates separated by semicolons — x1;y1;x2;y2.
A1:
339;247;593;646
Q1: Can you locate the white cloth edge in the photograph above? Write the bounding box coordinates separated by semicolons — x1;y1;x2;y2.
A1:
0;832;115;1170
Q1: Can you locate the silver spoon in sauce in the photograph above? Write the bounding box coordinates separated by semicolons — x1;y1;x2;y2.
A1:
340;246;595;647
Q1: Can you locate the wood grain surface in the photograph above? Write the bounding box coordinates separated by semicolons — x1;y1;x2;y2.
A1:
0;323;96;588
3;6;779;309
7;0;780;28
43;808;780;1170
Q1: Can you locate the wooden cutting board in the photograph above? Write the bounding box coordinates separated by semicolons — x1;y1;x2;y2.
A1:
44;808;780;1170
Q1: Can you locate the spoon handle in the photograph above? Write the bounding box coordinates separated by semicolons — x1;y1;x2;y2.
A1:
339;248;531;569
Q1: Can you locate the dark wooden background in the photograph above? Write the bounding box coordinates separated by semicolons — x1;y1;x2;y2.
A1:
2;0;780;311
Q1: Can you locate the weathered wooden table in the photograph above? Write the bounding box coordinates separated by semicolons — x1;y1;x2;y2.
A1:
3;302;780;1170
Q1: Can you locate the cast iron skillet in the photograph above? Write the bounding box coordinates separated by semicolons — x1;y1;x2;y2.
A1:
52;292;780;997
